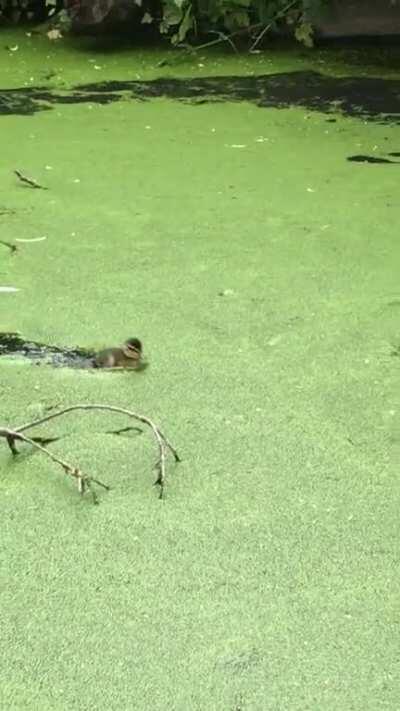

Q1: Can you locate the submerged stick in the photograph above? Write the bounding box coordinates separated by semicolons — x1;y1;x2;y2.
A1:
0;239;17;254
1;403;180;502
14;170;47;190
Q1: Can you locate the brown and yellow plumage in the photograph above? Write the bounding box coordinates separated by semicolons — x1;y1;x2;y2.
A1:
93;338;143;369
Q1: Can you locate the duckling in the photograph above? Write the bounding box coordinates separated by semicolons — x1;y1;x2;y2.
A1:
93;337;143;369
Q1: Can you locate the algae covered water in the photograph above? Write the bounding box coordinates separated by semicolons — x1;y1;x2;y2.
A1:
0;31;399;710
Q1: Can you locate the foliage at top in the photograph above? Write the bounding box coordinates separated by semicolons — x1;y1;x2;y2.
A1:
0;0;328;48
154;0;327;48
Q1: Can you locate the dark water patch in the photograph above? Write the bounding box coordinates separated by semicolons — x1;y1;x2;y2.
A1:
0;86;120;116
0;332;95;368
76;71;400;123
388;151;400;156
46;92;120;106
0;70;399;124
347;154;400;163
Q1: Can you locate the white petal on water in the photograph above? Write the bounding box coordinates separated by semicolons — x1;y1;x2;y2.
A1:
15;236;47;243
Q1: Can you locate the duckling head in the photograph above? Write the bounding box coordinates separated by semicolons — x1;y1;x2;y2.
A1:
124;338;142;355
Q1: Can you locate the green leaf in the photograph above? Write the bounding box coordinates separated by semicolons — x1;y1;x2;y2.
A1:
294;20;314;47
177;4;194;41
161;2;183;27
141;11;153;23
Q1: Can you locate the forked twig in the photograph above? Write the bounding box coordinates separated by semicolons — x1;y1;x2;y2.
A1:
0;404;180;502
0;427;109;504
156;23;263;66
206;30;239;54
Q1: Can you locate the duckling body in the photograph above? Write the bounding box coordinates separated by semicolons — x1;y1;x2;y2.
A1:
93;338;143;369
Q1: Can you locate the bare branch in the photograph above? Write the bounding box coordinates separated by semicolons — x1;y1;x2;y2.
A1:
0;426;110;503
249;0;299;52
0;403;180;502
157;23;263;66
14;169;47;190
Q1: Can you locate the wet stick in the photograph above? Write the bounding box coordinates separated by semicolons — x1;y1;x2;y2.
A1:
0;239;17;254
0;426;109;504
1;403;180;502
14;170;48;190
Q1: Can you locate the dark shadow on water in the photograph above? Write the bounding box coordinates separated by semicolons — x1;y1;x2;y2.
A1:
347;154;400;164
0;70;399;123
0;87;120;116
0;332;95;368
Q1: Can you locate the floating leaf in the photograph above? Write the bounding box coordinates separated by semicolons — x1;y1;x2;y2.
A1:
177;4;193;41
15;236;47;243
